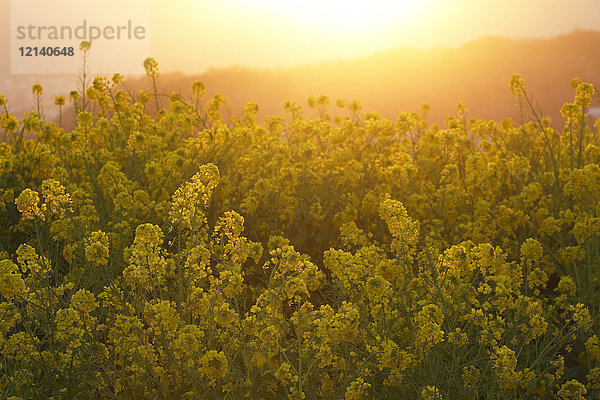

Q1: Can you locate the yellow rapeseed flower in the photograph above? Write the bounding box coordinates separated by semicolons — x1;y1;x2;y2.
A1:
85;230;110;266
201;350;228;380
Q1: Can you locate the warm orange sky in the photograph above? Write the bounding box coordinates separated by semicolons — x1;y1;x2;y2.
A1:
151;0;600;73
0;0;599;76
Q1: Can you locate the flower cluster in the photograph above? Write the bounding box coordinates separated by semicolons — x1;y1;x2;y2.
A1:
0;65;598;399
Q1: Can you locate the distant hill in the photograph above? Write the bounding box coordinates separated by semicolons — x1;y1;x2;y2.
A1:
142;30;600;126
2;30;600;128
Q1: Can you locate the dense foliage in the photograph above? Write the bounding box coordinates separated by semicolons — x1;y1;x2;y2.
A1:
0;55;599;399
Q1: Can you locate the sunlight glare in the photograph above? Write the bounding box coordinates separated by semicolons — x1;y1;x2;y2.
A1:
239;0;430;32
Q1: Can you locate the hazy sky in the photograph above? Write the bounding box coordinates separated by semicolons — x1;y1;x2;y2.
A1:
1;0;599;76
150;0;600;73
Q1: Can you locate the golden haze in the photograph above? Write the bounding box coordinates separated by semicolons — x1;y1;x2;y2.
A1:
150;0;600;72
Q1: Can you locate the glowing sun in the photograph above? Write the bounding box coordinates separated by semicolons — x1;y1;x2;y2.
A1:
242;0;430;32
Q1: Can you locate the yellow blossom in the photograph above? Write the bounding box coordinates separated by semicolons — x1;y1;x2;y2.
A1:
557;379;587;400
520;238;543;264
421;385;442;400
40;179;72;218
0;302;21;334
123;223;167;290
462;365;480;389
585;335;600;363
379;199;419;243
557;276;577;297
0;260;27;300
491;345;522;390
15;188;44;220
201;350;228;380
586;367;600;391
344;377;370;400
170;164;219;229
509;73;526;97
570;303;591;330
70;289;98;314
85;230;110;266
